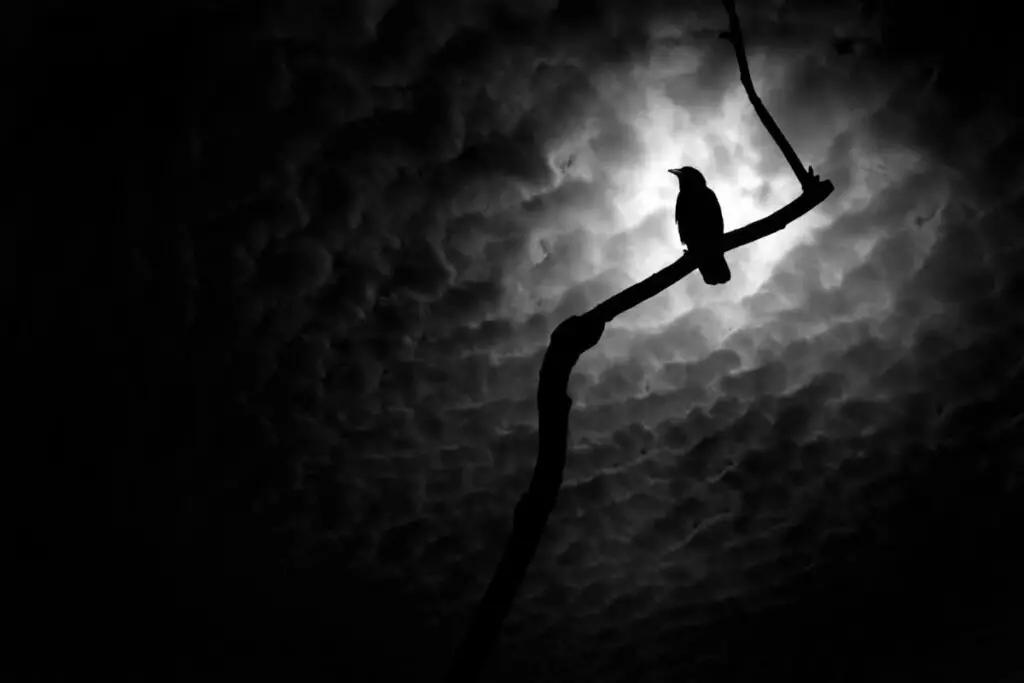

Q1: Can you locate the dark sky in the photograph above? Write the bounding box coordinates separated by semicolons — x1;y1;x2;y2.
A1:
11;0;1023;681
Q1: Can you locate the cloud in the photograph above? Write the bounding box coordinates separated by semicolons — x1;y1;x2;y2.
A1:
15;0;1022;679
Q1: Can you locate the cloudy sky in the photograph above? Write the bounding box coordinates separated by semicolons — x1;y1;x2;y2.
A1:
12;0;1023;680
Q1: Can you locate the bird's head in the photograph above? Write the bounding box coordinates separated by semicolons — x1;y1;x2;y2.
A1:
668;166;706;189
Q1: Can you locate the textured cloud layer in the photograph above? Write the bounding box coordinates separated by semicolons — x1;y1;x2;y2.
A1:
14;0;1022;680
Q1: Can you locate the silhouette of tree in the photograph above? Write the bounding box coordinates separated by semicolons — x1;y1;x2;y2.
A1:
445;2;835;681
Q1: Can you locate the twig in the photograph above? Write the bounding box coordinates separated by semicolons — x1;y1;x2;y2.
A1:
720;0;817;189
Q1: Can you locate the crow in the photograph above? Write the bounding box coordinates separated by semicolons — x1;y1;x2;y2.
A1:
669;166;731;285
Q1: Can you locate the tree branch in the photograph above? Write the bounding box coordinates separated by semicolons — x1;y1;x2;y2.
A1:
444;4;837;681
443;179;833;683
720;0;816;189
444;314;599;683
591;179;833;323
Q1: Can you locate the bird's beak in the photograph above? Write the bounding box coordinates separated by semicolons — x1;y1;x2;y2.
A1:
668;168;681;176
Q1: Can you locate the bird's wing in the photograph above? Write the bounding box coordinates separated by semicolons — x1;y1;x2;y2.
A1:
703;187;724;234
675;195;689;245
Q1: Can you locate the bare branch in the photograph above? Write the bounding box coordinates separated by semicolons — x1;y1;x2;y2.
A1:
444;378;572;683
591;179;834;323
444;179;833;683
444;6;838;682
720;0;816;189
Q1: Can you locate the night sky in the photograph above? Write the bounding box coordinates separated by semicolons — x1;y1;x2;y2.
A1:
11;0;1023;681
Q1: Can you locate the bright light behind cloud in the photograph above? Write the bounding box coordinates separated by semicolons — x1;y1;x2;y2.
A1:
534;47;921;350
48;1;1018;680
613;82;817;290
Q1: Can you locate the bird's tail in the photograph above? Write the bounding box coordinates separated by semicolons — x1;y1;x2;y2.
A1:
698;253;731;285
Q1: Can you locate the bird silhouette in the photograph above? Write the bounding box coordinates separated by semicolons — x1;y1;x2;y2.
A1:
669;166;731;285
